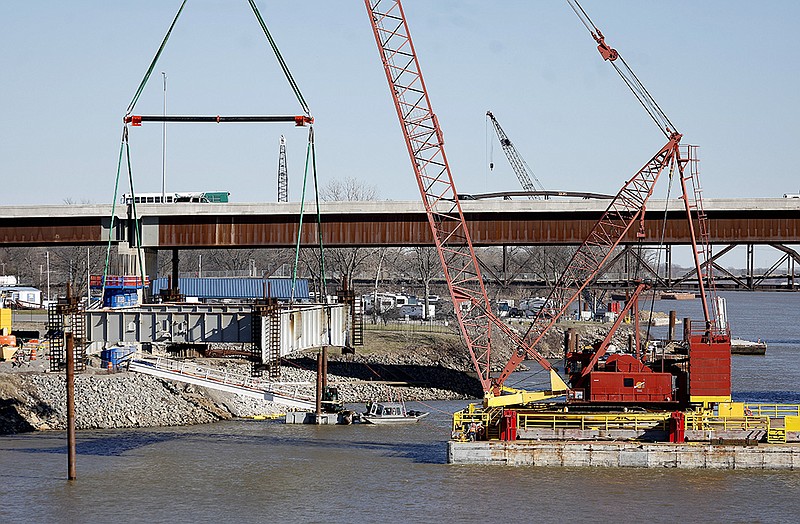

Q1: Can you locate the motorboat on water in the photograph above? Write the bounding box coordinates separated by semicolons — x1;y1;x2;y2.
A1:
360;400;429;425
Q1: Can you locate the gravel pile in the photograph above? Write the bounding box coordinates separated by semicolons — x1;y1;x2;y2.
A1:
1;372;228;433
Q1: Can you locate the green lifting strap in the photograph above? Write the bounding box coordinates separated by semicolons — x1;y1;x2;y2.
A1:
310;128;327;300
247;0;311;116
124;134;147;287
103;127;146;302
290;127;326;303
126;0;187;116
103;127;128;302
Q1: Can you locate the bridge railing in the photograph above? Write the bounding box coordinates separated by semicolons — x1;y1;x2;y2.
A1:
133;356;314;401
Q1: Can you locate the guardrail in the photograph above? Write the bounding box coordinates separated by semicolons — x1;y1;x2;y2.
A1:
131;356;314;402
517;412;672;432
684;414;770;431
743;404;800;418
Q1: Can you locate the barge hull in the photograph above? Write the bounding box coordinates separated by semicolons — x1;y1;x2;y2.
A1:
448;440;800;469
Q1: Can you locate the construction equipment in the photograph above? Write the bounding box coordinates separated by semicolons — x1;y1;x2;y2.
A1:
277;135;288;203
489;1;732;408
365;0;567;399
367;0;732;420
486;111;545;199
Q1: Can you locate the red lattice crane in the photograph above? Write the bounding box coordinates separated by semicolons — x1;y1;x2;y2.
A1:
366;0;729;406
493;1;731;404
365;0;567;398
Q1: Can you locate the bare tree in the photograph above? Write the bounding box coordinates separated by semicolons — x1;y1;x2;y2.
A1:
410;246;440;320
317;177;380;292
320;177;378;201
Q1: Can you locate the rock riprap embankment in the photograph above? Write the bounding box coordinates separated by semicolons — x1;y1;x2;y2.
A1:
0;356;481;434
0;372;229;433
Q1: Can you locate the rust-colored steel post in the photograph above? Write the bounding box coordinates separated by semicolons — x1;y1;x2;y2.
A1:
634;303;641;361
171;249;180;295
315;351;323;417
668;311;677;341
66;332;77;481
321;346;328;392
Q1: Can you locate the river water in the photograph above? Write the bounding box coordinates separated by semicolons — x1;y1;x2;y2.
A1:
2;292;799;523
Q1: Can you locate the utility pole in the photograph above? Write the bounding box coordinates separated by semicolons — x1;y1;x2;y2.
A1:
46;251;50;301
161;71;167;203
277;135;288;202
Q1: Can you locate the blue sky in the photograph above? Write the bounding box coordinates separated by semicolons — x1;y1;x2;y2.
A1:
1;1;798;205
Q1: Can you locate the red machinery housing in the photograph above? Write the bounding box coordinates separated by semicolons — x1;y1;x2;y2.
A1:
568;353;676;405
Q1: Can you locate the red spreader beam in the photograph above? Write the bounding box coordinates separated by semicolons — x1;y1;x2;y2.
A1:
124;115;313;126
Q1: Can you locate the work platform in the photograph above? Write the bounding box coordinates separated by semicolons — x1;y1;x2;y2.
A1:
448;440;800;469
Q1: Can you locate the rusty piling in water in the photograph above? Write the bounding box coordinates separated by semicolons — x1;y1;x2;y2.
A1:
66;331;76;480
315;351;323;417
669;310;677;341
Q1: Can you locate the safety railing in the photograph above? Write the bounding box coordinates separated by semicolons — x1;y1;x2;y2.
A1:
684;414;770;432
452;405;491;433
517;412;671;432
133;356;314;401
743;404;800;418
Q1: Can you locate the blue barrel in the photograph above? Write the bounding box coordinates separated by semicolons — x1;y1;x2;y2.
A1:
101;346;135;370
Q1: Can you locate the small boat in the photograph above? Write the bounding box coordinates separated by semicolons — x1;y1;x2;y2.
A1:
730;338;767;355
360;400;429;425
660;292;696;300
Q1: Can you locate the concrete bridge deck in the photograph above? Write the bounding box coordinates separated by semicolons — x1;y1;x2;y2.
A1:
1;198;799;248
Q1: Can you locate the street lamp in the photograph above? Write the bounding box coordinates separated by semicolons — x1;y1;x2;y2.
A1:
46;251;50;301
161;71;167;203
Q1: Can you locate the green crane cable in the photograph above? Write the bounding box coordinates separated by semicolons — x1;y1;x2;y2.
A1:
310;128;327;300
123;133;146;288
126;0;187;116
247;0;311;116
291;127;314;302
103;127;128;303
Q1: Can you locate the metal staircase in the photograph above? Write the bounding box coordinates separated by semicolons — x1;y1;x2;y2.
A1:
767;419;787;444
681;144;725;331
47;303;65;372
47;301;86;372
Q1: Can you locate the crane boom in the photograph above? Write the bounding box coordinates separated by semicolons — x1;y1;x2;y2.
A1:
497;1;729;391
566;0;726;338
365;0;567;395
495;135;683;388
486;111;545;198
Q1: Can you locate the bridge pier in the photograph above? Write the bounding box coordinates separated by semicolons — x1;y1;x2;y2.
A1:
113;244;158;301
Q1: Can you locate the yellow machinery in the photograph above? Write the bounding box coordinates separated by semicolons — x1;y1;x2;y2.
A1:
0;307;10;334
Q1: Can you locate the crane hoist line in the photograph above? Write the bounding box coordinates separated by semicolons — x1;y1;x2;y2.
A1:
368;0;732;416
365;0;567;397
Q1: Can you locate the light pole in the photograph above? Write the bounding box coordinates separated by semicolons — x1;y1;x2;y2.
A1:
161;71;167;203
46;251;50;301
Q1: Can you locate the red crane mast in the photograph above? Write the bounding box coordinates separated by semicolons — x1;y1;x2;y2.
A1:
364;0;567;397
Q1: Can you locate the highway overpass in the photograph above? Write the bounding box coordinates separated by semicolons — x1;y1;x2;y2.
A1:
1;198;798;248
